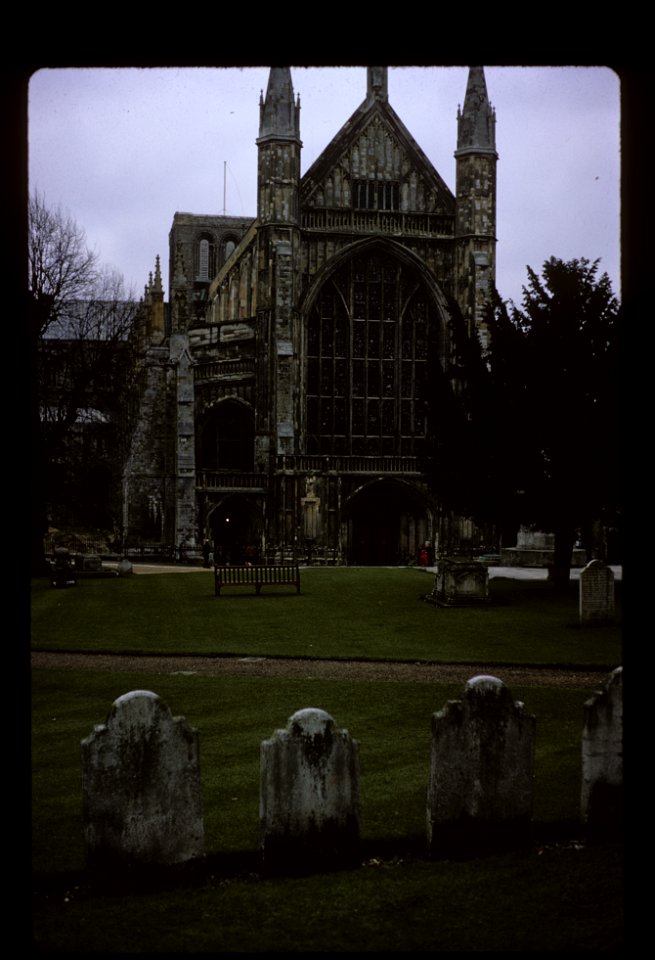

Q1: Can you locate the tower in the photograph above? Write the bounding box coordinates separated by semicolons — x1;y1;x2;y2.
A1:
256;67;302;463
455;66;497;346
256;67;301;226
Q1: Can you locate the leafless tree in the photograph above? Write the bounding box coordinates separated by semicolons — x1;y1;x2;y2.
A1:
29;191;99;331
29;192;140;571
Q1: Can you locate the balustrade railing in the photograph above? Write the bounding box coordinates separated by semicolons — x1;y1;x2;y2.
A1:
197;471;267;491
194;358;255;382
275;455;427;475
197;457;426;490
301;209;453;237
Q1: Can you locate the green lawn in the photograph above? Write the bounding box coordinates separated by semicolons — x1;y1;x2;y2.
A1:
30;568;623;952
30;566;622;666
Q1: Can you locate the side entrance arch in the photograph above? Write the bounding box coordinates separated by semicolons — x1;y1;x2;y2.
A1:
343;479;433;566
207;495;262;565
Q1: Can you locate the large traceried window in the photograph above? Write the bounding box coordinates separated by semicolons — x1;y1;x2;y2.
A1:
305;251;437;457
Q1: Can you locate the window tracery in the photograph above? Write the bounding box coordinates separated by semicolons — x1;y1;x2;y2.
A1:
306;251;436;456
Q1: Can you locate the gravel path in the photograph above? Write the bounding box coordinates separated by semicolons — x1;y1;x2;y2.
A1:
30;650;610;689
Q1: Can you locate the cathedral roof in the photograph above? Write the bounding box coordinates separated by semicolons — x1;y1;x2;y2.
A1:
300;68;455;215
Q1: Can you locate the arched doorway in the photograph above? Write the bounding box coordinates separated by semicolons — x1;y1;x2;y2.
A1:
208;495;261;565
344;479;432;566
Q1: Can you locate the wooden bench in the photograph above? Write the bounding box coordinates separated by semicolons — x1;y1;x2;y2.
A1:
214;564;301;597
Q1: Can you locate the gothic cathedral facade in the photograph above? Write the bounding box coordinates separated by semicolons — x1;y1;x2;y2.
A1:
122;66;497;565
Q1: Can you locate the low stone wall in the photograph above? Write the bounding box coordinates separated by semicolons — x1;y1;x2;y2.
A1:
499;547;588;568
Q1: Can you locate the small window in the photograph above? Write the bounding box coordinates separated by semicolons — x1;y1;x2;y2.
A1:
353;179;399;211
199;239;209;280
196;234;216;281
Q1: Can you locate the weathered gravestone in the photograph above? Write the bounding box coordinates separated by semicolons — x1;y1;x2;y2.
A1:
426;557;490;607
81;690;205;883
581;666;623;835
117;557;134;577
260;707;360;874
579;559;615;624
427;675;536;858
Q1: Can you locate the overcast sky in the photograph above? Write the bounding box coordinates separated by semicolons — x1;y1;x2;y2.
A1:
27;65;621;308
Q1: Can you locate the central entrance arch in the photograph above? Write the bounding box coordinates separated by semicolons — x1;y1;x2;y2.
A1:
343;478;432;566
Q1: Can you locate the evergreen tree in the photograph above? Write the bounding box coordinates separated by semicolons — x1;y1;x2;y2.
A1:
484;257;620;583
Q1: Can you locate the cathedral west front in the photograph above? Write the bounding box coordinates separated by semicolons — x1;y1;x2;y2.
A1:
122;66;498;565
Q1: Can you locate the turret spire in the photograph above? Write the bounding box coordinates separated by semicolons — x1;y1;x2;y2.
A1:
454;66;498;345
456;66;496;155
152;254;163;295
258;67;300;141
366;67;388;103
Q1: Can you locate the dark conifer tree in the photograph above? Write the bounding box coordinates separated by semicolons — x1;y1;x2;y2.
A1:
483;257;620;583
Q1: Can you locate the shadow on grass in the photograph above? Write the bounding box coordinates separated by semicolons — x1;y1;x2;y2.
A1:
33;819;619;898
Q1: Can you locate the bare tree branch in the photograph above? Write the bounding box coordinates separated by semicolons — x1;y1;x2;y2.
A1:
29;192;141;566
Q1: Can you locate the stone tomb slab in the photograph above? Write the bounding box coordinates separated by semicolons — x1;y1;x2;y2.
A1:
426;557;491;607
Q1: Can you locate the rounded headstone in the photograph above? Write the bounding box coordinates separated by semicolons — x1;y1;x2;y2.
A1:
289;708;334;737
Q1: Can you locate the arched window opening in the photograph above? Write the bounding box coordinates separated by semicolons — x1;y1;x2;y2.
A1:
198;401;254;471
196;234;217;281
199;239;209;279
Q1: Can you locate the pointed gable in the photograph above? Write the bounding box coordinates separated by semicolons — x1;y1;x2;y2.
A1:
301;94;455;218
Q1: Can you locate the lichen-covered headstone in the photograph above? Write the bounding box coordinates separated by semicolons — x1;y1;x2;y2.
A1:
427;557;490;607
81;690;205;880
260;707;360;874
579;559;615;624
427;675;536;857
581;666;623;835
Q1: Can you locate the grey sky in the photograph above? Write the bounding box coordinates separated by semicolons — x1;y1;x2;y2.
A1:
28;65;621;308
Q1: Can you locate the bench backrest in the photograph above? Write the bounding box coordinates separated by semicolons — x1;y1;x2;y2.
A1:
214;564;299;584
215;566;259;585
